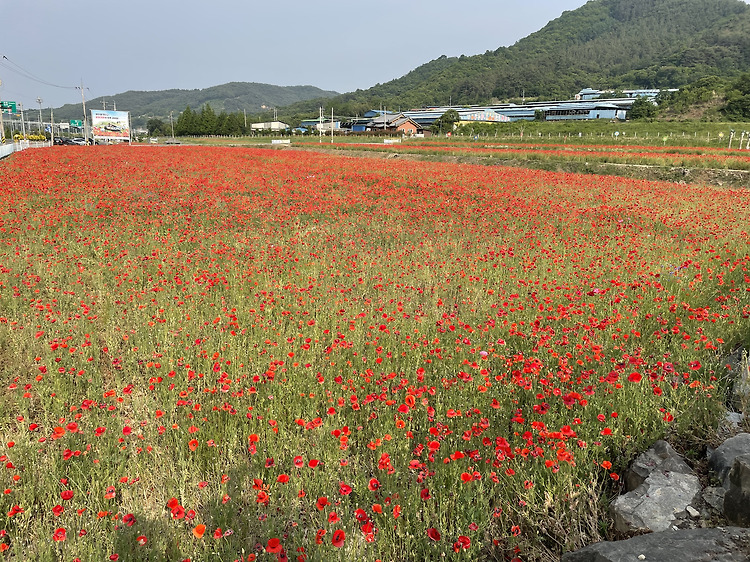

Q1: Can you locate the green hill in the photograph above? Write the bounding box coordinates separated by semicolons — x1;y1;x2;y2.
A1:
52;0;750;126
52;82;339;126
286;0;750;117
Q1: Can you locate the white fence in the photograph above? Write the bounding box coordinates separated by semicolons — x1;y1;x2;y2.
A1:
0;143;15;159
0;141;51;160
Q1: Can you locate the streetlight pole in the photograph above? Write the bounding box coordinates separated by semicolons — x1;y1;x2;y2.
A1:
169;111;175;140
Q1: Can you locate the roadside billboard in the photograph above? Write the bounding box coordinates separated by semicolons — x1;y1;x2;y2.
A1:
91;110;130;141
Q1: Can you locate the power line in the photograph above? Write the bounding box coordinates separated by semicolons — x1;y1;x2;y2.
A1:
0;55;78;90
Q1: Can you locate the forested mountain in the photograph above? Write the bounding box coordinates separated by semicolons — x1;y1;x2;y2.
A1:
283;0;750;117
51;0;750;126
52;83;338;125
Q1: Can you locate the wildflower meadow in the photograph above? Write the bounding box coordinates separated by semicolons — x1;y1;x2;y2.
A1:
0;145;748;561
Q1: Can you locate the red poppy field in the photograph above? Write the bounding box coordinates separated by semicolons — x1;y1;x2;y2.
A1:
326;140;750;171
0;146;748;561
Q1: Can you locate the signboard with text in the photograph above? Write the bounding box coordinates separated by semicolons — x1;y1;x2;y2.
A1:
1;101;17;114
90;110;130;141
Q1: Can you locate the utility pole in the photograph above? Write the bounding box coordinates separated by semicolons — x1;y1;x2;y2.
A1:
77;79;88;144
113;101;116;111
319;107;322;144
37;97;43;136
0;78;5;143
169;111;175;140
243;108;247;129
102;100;107;110
50;107;54;142
331;107;334;144
19;103;26;139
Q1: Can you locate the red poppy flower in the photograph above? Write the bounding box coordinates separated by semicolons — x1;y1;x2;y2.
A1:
331;529;345;548
61;490;74;501
628;372;642;383
52;528;67;542
188;439;199;451
339;483;352;495
426;528;441;541
266;538;282;553
368;478;380;491
192;524;206;539
136;535;148;545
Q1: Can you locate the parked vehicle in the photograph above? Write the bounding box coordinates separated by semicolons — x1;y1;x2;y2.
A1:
69;138;87;145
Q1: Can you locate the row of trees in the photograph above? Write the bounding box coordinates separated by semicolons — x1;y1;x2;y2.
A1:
147;105;260;137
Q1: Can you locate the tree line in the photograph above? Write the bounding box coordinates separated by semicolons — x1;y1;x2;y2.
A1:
147;105;279;137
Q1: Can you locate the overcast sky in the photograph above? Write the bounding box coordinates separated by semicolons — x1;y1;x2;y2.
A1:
3;0;595;110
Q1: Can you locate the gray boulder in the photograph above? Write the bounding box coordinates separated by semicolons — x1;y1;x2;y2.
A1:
724;347;749;411
561;527;750;562
724;454;750;527
625;440;693;492
709;433;750;488
703;486;726;513
612;471;702;533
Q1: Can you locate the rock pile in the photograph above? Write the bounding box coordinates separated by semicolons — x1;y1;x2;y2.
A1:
562;347;749;561
562;432;750;561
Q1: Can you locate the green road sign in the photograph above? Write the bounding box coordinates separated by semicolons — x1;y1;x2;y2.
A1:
70;120;83;127
1;101;17;114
